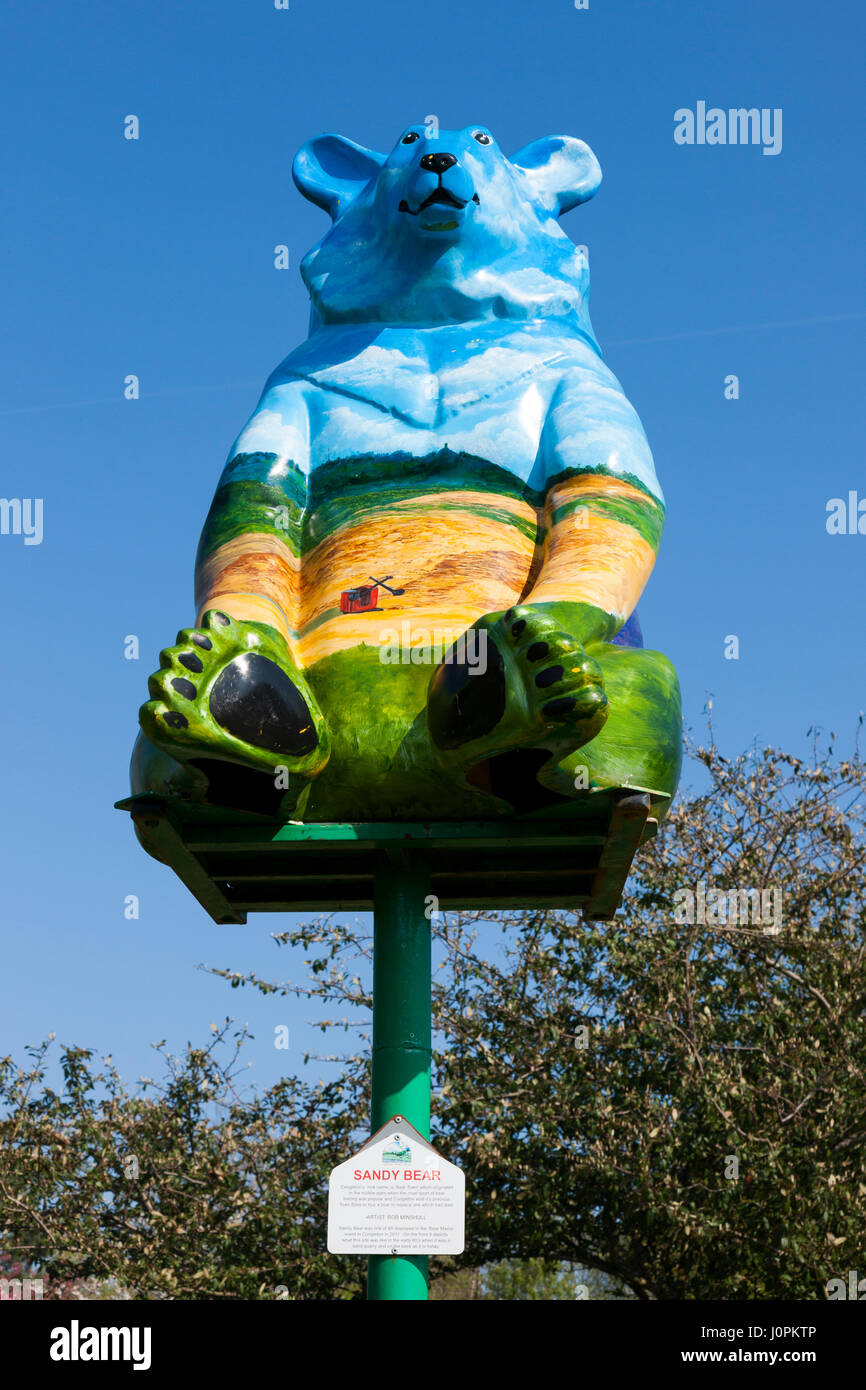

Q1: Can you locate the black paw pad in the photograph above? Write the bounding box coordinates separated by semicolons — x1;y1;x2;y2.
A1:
212;612;231;627
510;618;526;638
535;665;564;689
179;652;204;673
192;633;212;650
210;654;318;756
163;711;189;729
543;697;577;718
527;641;549;662
171;677;197;700
428;641;506;750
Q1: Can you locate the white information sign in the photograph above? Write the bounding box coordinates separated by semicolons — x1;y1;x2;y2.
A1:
327;1116;465;1254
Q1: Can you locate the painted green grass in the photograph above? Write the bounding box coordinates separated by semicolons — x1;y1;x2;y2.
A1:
300;635;681;821
197;452;542;563
550;494;665;550
196;480;304;563
197;450;664;565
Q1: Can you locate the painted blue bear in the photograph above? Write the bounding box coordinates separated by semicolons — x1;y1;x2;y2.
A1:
133;124;681;823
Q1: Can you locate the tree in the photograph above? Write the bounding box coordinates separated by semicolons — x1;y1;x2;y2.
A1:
428;1258;628;1299
2;731;864;1299
0;1027;369;1299
219;729;864;1300
429;733;866;1298
480;1259;630;1300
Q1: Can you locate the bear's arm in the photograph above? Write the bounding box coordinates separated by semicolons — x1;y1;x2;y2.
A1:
524;365;666;645
192;377;310;655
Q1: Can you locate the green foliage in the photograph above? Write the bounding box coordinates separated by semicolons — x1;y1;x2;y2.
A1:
2;732;864;1299
0;1027;369;1300
253;730;866;1299
428;733;866;1299
427;1259;628;1299
480;1259;628;1300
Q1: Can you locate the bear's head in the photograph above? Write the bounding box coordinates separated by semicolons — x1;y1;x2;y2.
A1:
293;123;602;340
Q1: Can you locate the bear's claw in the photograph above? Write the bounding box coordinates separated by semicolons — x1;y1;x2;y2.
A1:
501;605;608;731
140;609;330;780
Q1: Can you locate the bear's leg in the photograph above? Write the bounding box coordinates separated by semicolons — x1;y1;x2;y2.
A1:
139;609;330;805
426;604;607;799
426;603;680;813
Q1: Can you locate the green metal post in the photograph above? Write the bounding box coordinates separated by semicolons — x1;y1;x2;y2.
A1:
367;853;432;1301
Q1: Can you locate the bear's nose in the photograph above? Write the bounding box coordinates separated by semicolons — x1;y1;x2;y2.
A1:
419;151;457;174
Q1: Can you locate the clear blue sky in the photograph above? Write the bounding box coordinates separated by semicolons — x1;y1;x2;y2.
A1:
1;0;863;1095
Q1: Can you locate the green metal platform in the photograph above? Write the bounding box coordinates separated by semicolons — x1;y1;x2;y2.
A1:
116;786;665;924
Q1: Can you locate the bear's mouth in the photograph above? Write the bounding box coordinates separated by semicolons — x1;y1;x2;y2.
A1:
399;189;481;215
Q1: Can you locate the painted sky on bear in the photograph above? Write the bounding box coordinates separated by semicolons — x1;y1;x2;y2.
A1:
0;0;863;1092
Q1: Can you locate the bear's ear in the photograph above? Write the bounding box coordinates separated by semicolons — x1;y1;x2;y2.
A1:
510;136;602;216
293;135;385;220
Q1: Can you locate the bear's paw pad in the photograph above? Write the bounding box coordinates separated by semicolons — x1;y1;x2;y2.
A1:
428;604;608;767
139;609;328;777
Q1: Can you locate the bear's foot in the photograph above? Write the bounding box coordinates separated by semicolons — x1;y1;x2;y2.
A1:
427;604;607;807
140;610;330;785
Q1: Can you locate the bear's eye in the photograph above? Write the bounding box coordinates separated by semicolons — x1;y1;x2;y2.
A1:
473;131;491;145
401;131;421;145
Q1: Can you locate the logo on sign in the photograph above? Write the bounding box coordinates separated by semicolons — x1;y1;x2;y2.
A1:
382;1136;412;1164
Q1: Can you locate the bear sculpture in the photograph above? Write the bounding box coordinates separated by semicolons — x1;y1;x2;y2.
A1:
130;123;682;826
